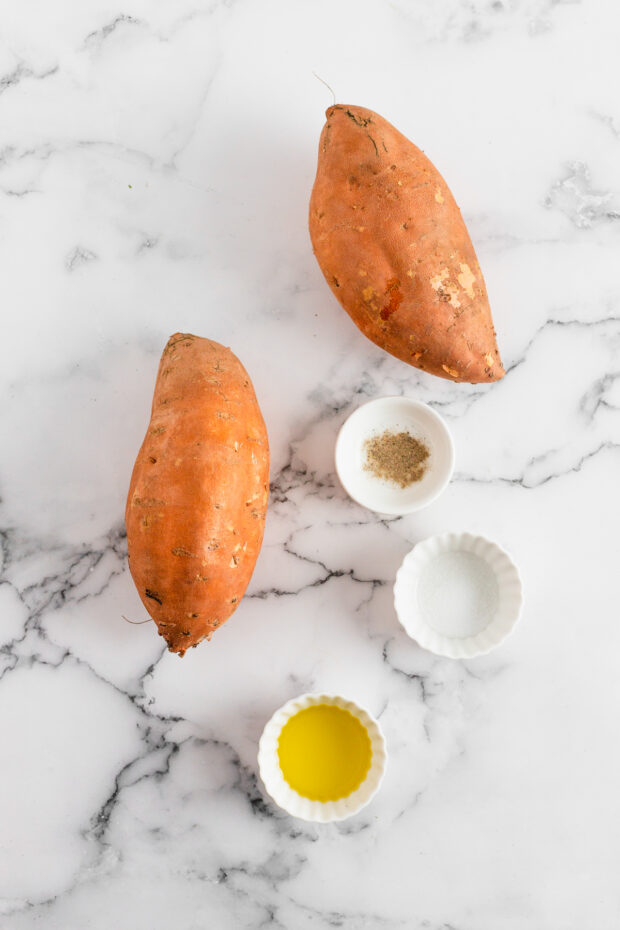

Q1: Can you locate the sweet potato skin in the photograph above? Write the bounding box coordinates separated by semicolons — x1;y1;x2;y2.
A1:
125;334;269;655
309;105;504;383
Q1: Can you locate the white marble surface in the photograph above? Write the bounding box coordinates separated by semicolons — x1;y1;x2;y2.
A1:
1;0;619;926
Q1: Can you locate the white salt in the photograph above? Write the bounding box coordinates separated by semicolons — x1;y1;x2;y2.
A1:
417;551;499;638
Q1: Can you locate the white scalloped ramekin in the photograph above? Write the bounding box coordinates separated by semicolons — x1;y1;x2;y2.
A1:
258;693;387;822
394;533;523;658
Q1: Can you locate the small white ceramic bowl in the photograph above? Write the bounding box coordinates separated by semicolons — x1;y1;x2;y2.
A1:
258;693;387;823
335;397;454;515
394;532;523;658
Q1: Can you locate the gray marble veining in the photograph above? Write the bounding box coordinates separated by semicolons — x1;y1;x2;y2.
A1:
1;0;619;926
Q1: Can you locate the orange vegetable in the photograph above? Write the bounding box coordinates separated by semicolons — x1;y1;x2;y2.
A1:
125;333;269;655
309;105;504;383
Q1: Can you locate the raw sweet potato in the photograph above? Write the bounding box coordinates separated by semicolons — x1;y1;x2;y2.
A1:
309;105;504;383
125;333;269;656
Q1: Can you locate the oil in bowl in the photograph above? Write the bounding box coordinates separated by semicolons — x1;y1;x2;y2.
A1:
277;704;371;802
258;694;387;822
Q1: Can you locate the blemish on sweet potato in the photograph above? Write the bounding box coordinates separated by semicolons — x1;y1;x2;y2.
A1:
457;263;476;298
134;496;166;507
380;278;403;321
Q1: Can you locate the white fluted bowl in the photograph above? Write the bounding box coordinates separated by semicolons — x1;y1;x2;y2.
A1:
394;533;523;658
258;693;387;822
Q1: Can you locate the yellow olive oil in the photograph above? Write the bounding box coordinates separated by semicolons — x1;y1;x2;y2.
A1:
277;704;372;802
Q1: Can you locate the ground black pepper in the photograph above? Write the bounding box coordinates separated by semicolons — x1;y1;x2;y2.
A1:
363;430;429;487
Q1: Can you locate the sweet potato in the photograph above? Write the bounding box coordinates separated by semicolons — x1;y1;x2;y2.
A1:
309;105;504;383
125;333;269;656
